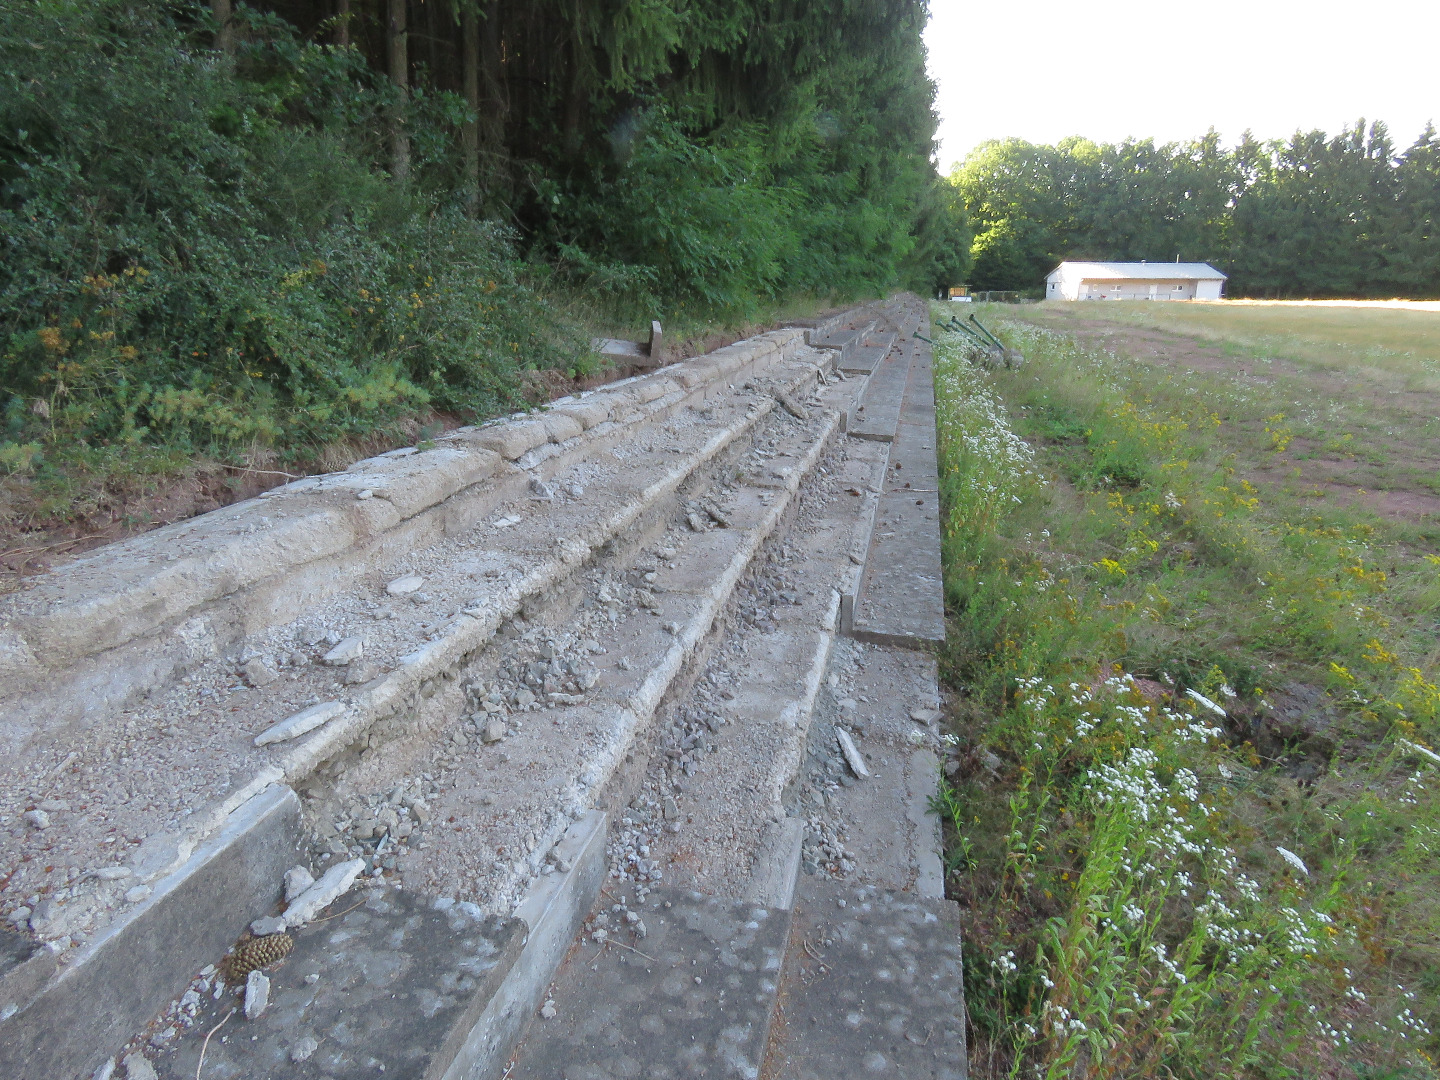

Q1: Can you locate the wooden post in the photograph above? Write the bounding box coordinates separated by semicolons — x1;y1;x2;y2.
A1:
461;3;480;214
387;0;410;182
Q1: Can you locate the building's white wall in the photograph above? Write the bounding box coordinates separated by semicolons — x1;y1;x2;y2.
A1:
1072;278;1203;300
1047;264;1226;300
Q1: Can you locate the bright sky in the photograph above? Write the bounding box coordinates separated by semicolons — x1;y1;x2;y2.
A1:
925;0;1440;173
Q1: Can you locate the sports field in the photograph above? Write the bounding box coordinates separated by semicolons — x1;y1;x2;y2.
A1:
931;299;1440;1078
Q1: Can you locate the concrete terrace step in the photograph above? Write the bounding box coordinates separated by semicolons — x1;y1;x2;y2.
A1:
152;812;607;1080
0;319;856;1078
765;885;966;1080
836;331;898;377
154;888;527;1080
809;321;878;374
848;338;912;442
508;889;791;1080
849;320;945;648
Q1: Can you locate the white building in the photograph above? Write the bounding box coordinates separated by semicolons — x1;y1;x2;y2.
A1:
1045;261;1227;301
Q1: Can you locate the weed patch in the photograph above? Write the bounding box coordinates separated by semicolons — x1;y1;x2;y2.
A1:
932;306;1440;1078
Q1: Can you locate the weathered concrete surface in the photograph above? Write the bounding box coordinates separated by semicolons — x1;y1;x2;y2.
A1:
849;342;912;442
0;331;807;753
442;810;608;1080
853;323;945;648
764;884;965;1079
154;887;526;1080
0;926;53;1025
0;784;302;1080
509;889;790;1080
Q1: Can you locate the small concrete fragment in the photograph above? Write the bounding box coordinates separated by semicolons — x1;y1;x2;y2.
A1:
22;809;49;830
283;858;364;928
253;701;345;747
322;636;363;665
283;865;316;902
121;1053;158;1080
837;728;870;778
243;970;269;1020
385;573;426;596
290;1036;318;1063
481;718;508;744
241;658;278;688
249;916;287;937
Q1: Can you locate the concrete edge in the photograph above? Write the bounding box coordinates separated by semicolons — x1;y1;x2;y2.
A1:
744;819;806;912
906;750;946;899
0;784;303;1080
443;810;608;1080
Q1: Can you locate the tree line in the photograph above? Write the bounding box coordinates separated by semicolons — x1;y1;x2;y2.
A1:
952;122;1440;298
0;0;967;480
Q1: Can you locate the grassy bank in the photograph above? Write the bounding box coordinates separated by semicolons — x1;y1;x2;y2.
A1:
931;304;1440;1077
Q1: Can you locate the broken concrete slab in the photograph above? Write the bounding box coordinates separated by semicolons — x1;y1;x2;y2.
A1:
154;887;526;1080
509;888;790;1080
0;785;303;1080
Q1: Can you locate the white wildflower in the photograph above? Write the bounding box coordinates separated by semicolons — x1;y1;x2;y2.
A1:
1276;846;1309;876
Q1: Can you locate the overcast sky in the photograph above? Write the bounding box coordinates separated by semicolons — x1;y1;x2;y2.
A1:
925;0;1440;173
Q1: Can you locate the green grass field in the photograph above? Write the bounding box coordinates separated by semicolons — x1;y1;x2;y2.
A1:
931;301;1440;1078
1030;299;1440;386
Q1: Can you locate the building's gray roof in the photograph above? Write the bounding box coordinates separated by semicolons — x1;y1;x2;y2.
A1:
1047;261;1227;281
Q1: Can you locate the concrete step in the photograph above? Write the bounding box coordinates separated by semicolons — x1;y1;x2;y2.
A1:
763;884;966;1080
508;888;790;1080
0;320;861;1079
848;339;912;442
836;331;896;377
810;321;878;374
849;323;945;648
504;297;964;1080
149;812;606;1080
154;888;526;1079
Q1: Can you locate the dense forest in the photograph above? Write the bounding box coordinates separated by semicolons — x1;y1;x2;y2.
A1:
0;0;966;491
953;123;1440;297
